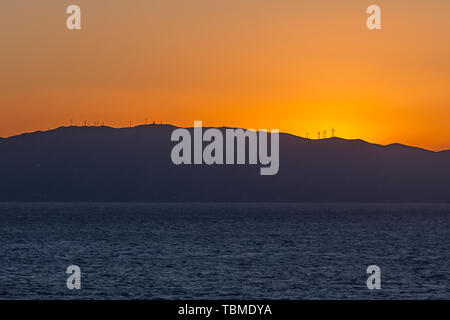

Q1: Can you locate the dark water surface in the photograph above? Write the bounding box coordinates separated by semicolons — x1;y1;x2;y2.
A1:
0;203;449;299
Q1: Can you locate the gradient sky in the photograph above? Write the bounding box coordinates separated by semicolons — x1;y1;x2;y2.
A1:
1;0;449;150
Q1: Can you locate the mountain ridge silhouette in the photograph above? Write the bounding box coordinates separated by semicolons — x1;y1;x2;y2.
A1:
0;125;448;202
2;125;447;152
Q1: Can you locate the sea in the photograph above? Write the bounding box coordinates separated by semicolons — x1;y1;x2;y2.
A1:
0;203;449;299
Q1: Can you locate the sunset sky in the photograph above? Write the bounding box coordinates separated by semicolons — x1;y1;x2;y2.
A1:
1;0;449;150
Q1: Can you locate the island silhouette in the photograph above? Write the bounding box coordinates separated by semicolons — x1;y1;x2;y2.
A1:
0;124;448;202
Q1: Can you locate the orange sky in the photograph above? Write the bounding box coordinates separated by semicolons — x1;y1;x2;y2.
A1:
1;0;449;150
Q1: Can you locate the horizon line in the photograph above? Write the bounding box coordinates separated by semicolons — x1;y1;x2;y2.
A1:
2;123;449;154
